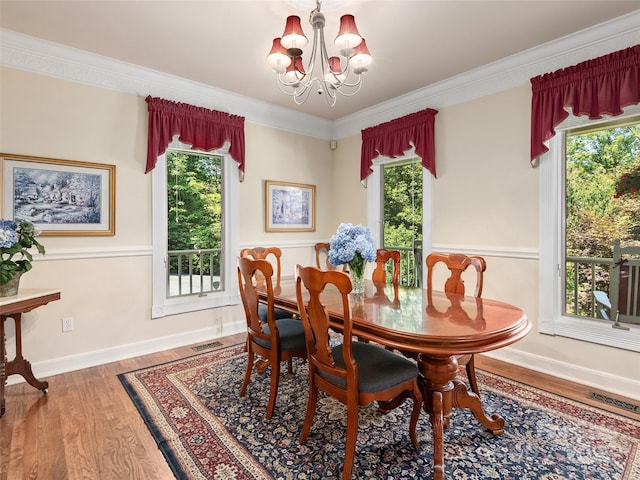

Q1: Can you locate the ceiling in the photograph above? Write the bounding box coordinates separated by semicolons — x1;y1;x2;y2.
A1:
1;1;639;121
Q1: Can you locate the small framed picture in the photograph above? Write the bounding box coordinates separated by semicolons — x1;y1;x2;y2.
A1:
265;180;315;232
1;153;116;236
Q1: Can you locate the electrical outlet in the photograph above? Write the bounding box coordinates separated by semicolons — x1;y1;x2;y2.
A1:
62;317;74;332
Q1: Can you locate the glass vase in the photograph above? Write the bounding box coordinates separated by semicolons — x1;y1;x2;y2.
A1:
350;270;365;295
0;271;22;297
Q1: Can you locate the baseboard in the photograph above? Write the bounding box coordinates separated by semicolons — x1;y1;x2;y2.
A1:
484;347;640;401
6;319;246;386
9;322;637;402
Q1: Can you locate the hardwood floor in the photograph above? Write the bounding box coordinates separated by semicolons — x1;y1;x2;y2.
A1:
1;333;638;480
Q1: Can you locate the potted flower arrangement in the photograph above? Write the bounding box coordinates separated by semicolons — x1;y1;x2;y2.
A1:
0;219;45;296
614;166;640;198
328;223;376;294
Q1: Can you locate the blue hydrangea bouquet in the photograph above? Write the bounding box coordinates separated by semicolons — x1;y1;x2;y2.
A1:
0;219;45;285
328;223;376;292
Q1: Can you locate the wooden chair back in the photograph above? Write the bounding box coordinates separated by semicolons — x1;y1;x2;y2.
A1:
296;266;355;389
237;256;275;337
426;252;486;297
611;239;640;324
372;248;401;286
240;246;282;286
314;242;345;271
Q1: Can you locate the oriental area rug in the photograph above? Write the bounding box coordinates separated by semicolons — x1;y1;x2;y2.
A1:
118;344;640;479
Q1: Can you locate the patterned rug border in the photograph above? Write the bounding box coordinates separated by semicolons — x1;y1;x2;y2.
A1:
118;343;246;479
118;344;640;480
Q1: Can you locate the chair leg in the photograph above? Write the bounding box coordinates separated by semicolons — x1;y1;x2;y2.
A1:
239;344;254;397
342;401;359;480
266;357;281;419
466;354;480;397
299;384;318;444
287;357;294;374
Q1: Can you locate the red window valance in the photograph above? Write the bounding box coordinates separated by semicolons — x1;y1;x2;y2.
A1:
530;45;640;163
145;96;246;178
361;108;438;182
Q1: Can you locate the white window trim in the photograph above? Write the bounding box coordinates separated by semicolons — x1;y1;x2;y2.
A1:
151;146;240;319
539;107;640;352
366;152;432;287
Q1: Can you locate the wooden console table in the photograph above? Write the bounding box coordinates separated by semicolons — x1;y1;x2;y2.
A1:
1;288;61;417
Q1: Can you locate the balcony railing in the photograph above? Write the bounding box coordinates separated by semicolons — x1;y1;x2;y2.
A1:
565;255;613;319
168;245;424;298
384;245;423;288
167;248;222;297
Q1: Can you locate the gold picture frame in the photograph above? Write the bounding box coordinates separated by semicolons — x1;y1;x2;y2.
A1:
265;180;315;232
1;153;116;236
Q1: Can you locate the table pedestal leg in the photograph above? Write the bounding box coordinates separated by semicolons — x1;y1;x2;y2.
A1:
1;313;48;417
417;353;505;479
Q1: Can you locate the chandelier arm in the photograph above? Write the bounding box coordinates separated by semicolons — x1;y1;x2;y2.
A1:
331;73;364;90
275;76;305;97
331;77;364;97
293;78;321;105
302;25;320;81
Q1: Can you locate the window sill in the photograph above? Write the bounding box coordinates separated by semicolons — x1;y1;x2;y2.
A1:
542;315;640;352
152;291;240;319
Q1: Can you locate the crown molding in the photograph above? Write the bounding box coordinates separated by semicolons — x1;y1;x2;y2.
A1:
0;28;333;140
334;10;640;138
2;10;639;141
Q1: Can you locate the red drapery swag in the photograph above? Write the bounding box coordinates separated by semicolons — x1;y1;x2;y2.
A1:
145;96;246;179
361;108;438;182
530;45;640;164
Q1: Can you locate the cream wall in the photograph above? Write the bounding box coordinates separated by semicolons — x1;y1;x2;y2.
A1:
330;134;367;225
240;123;336;273
0;67;329;369
332;85;640;391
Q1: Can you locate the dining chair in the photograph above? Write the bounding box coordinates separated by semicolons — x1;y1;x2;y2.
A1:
371;248;401;285
314;242;331;269
237;256;307;419
296;265;422;479
426;252;486;397
314;242;347;271
240;247;291;321
366;249;401;309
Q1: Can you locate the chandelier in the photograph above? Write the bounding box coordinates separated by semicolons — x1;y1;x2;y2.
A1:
266;0;372;106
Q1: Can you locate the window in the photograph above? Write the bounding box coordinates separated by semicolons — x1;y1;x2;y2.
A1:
367;153;432;288
539;106;640;351
381;159;423;286
167;148;223;298
151;140;239;318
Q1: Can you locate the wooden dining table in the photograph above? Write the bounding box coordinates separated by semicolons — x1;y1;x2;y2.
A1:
260;277;531;479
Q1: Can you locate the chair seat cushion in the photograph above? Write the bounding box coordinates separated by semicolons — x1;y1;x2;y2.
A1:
255;318;306;351
324;342;419;393
258;303;292;322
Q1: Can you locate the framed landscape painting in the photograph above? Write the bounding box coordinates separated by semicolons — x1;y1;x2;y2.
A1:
265;180;315;232
1;153;116;236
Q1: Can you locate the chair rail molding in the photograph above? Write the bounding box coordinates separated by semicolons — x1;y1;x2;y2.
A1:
33;245;152;261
